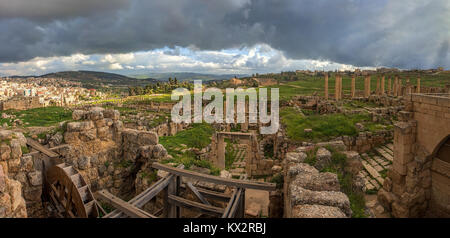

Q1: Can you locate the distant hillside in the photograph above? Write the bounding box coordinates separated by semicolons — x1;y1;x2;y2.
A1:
132;72;249;82
40;71;157;89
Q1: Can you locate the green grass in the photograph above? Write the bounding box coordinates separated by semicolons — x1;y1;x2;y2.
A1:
159;123;220;176
0;107;72;128
159;123;214;155
162;152;221;176
225;140;238;170
281;107;388;142
319;148;368;218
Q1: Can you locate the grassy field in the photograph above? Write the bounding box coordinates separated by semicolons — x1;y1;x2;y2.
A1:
0;106;72;128
280;107;391;142
159;123;220;175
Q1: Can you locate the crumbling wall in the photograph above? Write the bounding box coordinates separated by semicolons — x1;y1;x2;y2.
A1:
283;151;352;218
62;107;168;197
1;96;41;111
0;130;29;217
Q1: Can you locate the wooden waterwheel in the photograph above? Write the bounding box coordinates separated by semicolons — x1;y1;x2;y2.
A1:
45;163;99;218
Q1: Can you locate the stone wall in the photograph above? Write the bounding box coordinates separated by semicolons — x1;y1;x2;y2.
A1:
62;107;168;196
0;130;29;217
341;130;393;153
283;151;352;218
0;96;41;111
378;94;450;217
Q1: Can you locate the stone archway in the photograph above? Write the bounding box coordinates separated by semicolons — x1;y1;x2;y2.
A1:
429;136;450;217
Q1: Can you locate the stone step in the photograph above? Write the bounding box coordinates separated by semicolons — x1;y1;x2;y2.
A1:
361;160;384;185
386;143;394;151
380;145;393;156
375;148;393;162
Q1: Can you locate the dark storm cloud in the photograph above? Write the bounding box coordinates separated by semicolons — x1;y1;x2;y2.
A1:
0;0;448;69
0;0;131;21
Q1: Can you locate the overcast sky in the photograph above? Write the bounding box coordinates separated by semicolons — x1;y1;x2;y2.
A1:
0;0;449;76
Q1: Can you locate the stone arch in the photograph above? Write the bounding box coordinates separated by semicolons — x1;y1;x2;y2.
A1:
431;135;450;162
429;134;450;217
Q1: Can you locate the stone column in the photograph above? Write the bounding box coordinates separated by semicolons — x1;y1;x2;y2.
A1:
376;77;381;95
335;74;339;101
398;78;403;96
324;73;329;100
364;75;371;98
417;77;421;93
381;76;385;95
393;77;398;96
338;75;343;100
351;74;356;98
388;77;392;95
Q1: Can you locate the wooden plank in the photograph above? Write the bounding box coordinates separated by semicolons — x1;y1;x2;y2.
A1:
103;165;184;218
26;138;59;158
227;188;243;218
104;174;172;218
196;187;231;202
167;176;178;218
222;189;239;218
153;163;276;191
179;185;231;202
186;182;211;206
168;195;224;216
96;190;156;218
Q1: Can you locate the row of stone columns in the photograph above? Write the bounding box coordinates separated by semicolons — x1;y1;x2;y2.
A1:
323;75;422;100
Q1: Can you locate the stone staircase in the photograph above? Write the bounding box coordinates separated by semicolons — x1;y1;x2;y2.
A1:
229;144;248;179
359;143;393;192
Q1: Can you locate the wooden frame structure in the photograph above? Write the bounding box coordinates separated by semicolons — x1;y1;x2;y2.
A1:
98;162;276;218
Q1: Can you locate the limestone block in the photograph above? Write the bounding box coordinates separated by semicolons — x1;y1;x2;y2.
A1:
152;144;167;159
315;147;331;171
72;110;86;120
289;186;351;217
79;128;97;141
27;171;42;186
103;109;120;120
0;144;11;161
8;179;24;210
20;155;33;172
292;171;340;192
67;121;94;132
86;107;105;121
137;131;159;145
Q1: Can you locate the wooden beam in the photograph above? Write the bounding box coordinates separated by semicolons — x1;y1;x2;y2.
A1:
153;163;276;191
26;138;59;158
96;190;156;218
179;185;231;202
103;165;184;218
222;189;239;218
186;182;211;206
227;188;244;218
196;187;231;202
168;195;224;217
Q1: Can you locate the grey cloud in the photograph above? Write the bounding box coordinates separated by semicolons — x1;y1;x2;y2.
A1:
0;0;130;21
0;0;448;69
